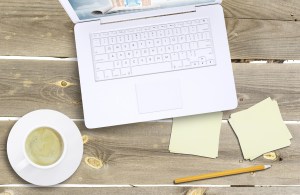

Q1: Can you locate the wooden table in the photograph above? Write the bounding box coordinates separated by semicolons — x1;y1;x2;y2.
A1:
1;0;300;194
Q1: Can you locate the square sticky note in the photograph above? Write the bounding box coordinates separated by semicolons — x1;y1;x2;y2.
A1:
169;112;223;158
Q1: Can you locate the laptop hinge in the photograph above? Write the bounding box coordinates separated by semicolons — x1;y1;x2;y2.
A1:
99;5;197;24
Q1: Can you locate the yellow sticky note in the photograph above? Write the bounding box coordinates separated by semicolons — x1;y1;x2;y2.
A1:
229;98;292;160
169;112;223;158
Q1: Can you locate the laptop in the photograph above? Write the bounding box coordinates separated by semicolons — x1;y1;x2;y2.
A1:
59;0;237;129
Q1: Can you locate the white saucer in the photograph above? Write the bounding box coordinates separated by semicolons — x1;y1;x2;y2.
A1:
7;109;83;186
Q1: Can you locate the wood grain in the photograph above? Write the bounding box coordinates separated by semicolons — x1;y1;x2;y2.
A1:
0;121;299;185
0;60;299;120
0;0;300;59
1;187;300;195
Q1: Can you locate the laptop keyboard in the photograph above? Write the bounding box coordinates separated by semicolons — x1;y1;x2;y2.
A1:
90;18;216;81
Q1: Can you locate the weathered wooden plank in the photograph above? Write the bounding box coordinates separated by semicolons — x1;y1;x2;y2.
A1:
0;0;300;59
0;60;299;120
0;121;299;184
1;187;300;195
222;0;300;21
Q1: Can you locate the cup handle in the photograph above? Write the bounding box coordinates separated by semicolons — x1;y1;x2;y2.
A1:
15;159;29;172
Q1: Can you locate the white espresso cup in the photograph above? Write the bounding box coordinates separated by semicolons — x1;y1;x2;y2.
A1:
16;126;67;171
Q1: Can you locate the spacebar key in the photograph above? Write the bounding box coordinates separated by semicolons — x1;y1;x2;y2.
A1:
131;62;172;76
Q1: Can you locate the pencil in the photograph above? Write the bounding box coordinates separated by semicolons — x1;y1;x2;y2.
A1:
174;165;271;184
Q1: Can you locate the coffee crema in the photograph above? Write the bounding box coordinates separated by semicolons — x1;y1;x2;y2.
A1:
25;127;64;166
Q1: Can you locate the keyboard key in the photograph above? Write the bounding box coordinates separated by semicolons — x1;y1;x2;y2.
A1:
132;33;141;41
114;61;122;68
182;43;190;51
197;24;209;32
146;40;154;47
140;32;149;40
114;44;122;52
138;41;146;49
172;61;182;69
132;62;172;75
100;38;109;46
179;51;187;60
189;26;197;33
171;53;179;61
173;28;181;36
113;69;121;77
101;32;109;37
198;40;212;48
94;47;105;55
95;54;109;62
146;56;155;63
181;27;189;34
174;44;181;52
130;42;138;50
154;39;162;47
117;36;125;43
122;59;130;67
117;52;125;60
141;49;149;57
191;61;199;66
125;51;134;59
138;57;147;65
190;42;198;50
109;53;117;61
108;37;117;44
178;35;186;43
162;38;170;46
96;71;105;80
203;32;210;40
157;30;165;38
149;31;157;39
104;70;113;79
122;43;130;51
131;58;139;66
134;50;141;58
106;45;113;53
92;33;100;39
125;34;133;42
157;46;166;53
207;60;215;65
165;29;173;36
92;39;101;47
163;54;171;62
149;48;158;55
155;55;163;63
183;60;190;66
170;36;178;44
96;62;114;71
121;68;131;76
166;45;174;53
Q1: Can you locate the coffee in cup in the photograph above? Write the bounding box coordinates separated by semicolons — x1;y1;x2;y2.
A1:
25;127;64;166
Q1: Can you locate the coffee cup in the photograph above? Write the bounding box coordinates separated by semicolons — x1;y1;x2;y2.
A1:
16;126;67;171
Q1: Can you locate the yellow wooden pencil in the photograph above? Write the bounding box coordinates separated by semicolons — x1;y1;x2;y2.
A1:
174;165;271;184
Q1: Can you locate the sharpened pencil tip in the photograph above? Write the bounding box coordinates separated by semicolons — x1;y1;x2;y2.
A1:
264;165;272;169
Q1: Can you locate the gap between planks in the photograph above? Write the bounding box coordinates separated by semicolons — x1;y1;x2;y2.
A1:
0;118;299;124
1;184;300;188
1;56;300;64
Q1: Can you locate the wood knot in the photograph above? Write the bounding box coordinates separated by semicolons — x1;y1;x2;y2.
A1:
263;152;277;161
82;135;89;144
85;157;103;169
61;80;68;87
186;188;207;195
51;80;75;88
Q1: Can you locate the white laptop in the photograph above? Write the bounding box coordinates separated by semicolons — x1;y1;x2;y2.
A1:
59;0;237;129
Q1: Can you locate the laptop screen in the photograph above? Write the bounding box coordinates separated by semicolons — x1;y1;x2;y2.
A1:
68;0;218;21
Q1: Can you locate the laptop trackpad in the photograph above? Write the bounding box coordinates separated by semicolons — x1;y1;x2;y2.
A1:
135;79;183;114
